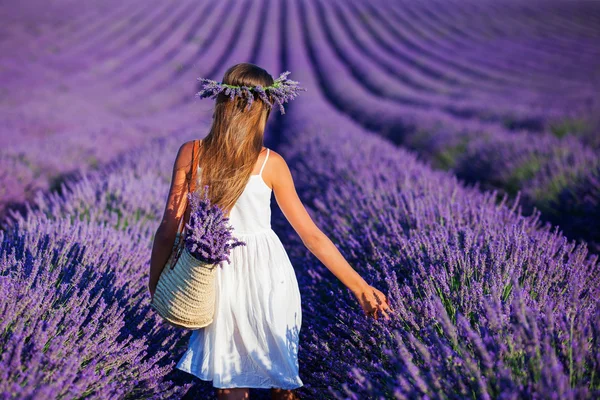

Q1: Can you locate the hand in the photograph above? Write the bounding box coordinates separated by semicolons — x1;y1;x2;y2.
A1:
352;285;394;321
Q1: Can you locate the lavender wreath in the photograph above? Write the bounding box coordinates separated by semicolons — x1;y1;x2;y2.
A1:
195;71;307;115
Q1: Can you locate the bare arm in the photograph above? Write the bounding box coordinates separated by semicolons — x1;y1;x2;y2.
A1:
148;140;195;296
267;151;392;320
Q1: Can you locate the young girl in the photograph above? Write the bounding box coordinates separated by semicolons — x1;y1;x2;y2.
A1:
148;63;392;400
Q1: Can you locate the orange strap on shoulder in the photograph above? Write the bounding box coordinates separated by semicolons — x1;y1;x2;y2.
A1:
169;140;198;270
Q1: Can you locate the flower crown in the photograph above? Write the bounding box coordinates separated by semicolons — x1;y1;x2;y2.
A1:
195;71;307;115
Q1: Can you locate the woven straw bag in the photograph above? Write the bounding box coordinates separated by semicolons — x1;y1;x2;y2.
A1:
150;140;218;329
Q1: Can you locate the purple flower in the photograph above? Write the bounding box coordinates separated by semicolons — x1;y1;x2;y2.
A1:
184;185;245;266
195;71;307;115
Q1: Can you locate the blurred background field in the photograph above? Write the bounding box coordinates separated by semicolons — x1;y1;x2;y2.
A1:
1;0;599;398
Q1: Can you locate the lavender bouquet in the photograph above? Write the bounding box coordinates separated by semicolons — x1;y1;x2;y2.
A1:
183;185;246;266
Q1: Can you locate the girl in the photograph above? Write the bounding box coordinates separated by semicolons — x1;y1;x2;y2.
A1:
148;63;392;400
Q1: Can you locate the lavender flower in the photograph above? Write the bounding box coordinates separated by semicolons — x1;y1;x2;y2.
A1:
195;71;307;114
184;185;245;266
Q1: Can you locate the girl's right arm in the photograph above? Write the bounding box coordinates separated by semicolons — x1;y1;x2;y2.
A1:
267;150;393;320
148;141;195;298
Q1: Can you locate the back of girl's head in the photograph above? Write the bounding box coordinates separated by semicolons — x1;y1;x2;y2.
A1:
212;62;274;128
195;63;275;216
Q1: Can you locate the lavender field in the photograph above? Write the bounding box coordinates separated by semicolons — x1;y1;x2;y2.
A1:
1;0;599;399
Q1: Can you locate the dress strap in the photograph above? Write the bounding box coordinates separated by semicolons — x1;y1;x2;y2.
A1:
259;148;270;177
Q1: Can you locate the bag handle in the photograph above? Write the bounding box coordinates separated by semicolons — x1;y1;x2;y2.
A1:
168;140;198;270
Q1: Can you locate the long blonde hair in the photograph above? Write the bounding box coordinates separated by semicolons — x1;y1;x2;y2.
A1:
192;63;274;218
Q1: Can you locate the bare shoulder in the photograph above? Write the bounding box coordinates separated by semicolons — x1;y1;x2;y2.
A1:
173;140;199;170
265;149;290;173
264;149;294;189
266;148;285;164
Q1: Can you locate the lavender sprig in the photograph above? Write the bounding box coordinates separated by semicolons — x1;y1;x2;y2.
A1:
195;71;307;114
184;185;245;266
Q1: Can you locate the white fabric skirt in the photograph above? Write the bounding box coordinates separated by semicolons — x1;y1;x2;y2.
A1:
176;228;304;389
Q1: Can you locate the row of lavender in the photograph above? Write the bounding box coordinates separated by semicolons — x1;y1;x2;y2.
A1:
278;2;600;397
1;0;599;398
0;133;203;398
3;1;599;399
314;0;598;140
0;0;241;219
298;0;600;252
0;4;278;388
0;0;297;398
0;0;287;398
2;0;597;251
2;1;598;398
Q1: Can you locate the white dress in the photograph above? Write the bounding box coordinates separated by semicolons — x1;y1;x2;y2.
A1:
176;148;304;390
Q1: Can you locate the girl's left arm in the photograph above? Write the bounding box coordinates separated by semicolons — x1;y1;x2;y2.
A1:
148;141;195;296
